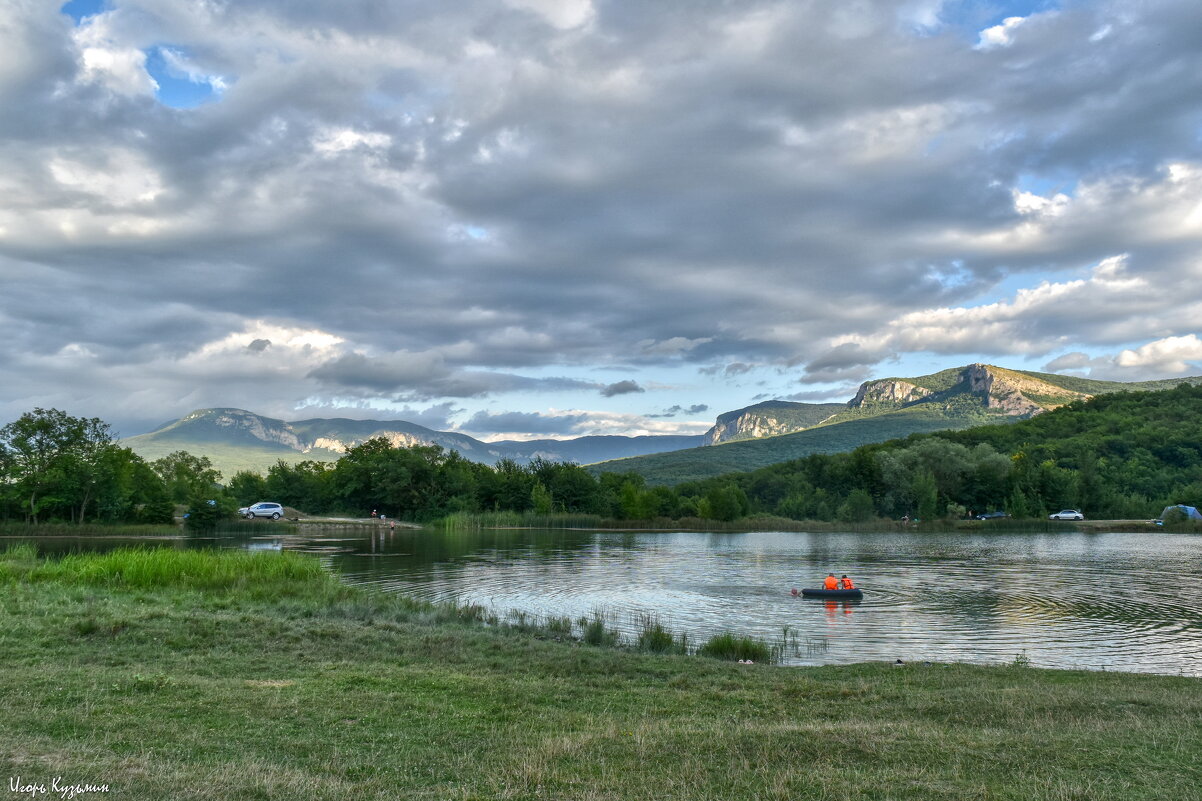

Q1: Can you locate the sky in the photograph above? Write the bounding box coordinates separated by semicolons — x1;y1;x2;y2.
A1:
2;0;1201;441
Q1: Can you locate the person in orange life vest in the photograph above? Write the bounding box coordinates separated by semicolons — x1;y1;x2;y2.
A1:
823;573;839;590
839;575;856;590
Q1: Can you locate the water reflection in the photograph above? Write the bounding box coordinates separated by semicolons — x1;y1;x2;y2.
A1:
9;527;1202;676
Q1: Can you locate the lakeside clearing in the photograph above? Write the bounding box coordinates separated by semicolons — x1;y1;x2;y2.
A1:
1;546;1199;800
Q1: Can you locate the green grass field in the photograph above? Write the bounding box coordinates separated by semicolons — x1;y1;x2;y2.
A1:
2;546;1199;800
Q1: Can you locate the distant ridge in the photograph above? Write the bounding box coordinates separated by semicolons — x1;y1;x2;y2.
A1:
122;408;704;477
592;364;1202;483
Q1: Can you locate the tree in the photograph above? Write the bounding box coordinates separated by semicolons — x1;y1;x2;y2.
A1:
0;408;117;523
227;470;268;505
151;451;222;504
837;488;876;523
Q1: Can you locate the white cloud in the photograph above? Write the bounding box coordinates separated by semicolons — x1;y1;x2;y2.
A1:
976;16;1027;50
73;14;157;96
503;0;595;30
312;128;393;154
1115;335;1202;371
49;149;164;207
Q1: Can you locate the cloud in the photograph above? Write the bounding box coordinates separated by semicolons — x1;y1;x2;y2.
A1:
308;351;600;399
600;380;644;397
1041;335;1202;382
976;16;1027;50
4;0;1202;436
460;410;589;435
646;403;710;419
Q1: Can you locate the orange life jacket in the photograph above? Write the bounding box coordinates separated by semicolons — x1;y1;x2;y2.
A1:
840;578;856;589
823;576;839;590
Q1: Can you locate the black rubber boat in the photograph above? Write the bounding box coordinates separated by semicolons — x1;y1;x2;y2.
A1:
799;588;864;599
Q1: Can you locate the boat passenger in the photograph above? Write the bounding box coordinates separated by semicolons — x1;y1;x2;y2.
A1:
839;575;855;590
823;573;839;590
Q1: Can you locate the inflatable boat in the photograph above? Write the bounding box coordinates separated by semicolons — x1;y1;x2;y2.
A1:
798;587;864;599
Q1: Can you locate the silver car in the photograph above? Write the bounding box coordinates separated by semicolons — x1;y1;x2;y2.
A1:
239;502;284;520
1048;509;1084;521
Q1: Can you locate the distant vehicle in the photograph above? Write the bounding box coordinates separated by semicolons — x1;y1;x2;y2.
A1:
239;502;284;520
975;511;1009;520
1049;509;1084;521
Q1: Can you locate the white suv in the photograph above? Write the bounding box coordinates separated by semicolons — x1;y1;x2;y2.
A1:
239;502;284;520
1048;509;1084;521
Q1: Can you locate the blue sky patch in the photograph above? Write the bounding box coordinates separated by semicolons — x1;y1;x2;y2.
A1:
143;46;225;109
61;0;106;25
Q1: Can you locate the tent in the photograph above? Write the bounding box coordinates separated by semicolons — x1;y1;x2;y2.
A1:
1158;504;1202;521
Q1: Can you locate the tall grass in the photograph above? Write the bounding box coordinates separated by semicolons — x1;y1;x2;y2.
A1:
442;511;606;530
634;613;688;654
0;521;181;537
697;632;775;663
8;546;331;593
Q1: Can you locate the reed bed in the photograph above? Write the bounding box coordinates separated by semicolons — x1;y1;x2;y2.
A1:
14;545;330;592
0;521;181;537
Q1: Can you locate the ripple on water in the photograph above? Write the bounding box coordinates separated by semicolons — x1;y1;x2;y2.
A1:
310;529;1202;676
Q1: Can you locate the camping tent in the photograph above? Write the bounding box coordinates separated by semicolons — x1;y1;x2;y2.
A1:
1158;504;1202;521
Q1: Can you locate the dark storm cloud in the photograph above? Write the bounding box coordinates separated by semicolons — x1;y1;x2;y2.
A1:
600;380;644;398
3;0;1202;431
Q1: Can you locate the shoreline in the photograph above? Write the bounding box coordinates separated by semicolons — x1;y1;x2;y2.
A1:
1;546;1198;800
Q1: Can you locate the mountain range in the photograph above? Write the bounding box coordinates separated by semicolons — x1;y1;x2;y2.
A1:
594;363;1202;483
121;363;1201;480
121;408;704;476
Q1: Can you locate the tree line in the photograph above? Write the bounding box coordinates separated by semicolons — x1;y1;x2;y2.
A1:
3;383;1200;526
0;409;219;524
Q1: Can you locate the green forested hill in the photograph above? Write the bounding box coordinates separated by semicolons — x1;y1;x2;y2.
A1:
593;407;989;485
596;365;1202;483
669;384;1202;522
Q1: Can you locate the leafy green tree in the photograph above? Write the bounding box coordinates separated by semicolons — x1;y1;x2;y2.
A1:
531;482;553;514
227;470;268;505
0;408;117;523
152;451;222;504
914;470;938;520
837;488;876;523
184;492;237;533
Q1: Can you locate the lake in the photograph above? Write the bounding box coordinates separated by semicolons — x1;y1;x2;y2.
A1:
17;527;1202;676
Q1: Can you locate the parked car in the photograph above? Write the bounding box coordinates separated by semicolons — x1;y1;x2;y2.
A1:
1048;509;1084;521
239;502;284;520
975;511;1009;520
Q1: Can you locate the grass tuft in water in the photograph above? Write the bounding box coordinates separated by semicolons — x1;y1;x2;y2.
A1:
634;613;688;654
697;632;774;663
579;612;621;647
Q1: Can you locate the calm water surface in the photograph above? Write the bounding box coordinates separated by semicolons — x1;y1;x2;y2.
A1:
22;528;1202;675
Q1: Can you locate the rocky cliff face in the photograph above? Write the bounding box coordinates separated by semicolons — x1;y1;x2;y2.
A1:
849;380;933;406
702;364;1097;449
963;363;1088;416
704;414;798;445
702;402;845;445
200;409;305;449
308;431;436;454
847;364;1090;417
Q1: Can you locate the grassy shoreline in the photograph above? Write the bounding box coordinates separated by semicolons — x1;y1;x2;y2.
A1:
1;516;1183;539
2;546;1200;800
